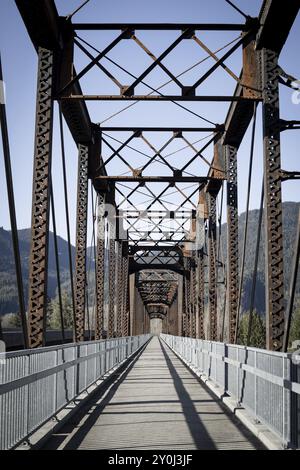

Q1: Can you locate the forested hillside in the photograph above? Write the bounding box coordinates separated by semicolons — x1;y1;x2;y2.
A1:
0;201;299;316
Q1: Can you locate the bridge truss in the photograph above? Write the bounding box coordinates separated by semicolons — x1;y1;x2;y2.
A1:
2;0;300;351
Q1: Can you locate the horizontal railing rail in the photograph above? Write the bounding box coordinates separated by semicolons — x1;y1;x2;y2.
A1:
0;334;151;450
161;334;300;449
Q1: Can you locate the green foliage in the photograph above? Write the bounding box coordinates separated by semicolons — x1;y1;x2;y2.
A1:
1;312;22;328
220;202;300;316
289;303;300;347
238;311;266;348
47;290;74;330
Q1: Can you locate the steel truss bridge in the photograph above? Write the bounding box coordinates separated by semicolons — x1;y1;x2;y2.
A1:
0;0;300;451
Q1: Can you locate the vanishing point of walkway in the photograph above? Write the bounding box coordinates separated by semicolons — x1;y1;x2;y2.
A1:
44;337;264;450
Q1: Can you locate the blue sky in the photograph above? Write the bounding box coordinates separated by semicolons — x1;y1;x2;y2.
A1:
0;0;299;245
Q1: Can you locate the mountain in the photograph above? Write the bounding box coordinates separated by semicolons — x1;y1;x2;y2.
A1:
220;201;300;315
0;227;76;314
0;201;299;315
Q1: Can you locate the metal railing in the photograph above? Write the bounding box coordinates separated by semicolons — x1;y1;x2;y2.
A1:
0;334;151;450
161;334;300;448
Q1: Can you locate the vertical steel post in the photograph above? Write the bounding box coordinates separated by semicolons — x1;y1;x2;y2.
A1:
182;266;187;336
122;249;129;336
129;273;135;336
95;192;105;340
74;144;89;342
116;241;123;337
108;237;116;338
198;249;205;339
208;191;218;341
262;48;285;351
225;144;239;344
177;274;183;336
190;261;197;338
185;258;191;337
28;47;54;348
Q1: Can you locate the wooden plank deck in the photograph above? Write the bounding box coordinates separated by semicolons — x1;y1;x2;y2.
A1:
43;336;265;450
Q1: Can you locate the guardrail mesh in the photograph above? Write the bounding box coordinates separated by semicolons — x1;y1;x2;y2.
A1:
161;334;300;448
0;334;151;450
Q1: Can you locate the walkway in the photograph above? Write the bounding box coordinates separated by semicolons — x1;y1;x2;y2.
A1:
43;337;264;450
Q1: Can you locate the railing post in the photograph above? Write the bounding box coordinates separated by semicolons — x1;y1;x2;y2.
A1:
254;350;257;420
53;349;58;414
290;354;300;448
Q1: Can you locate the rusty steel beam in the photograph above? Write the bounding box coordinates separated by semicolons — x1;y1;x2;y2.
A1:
116;241;123;337
207;191;218;341
262;48;285;351
74;144;89;342
122;250;129;336
27;47;54;348
256;0;300;52
190;260;197;338
15;0;92;144
61;95;256;102
108;237;116;338
99;126;223;132
197;249;205;339
96;176;221;183
184;258;191;337
73;23;249;31
95;192;105;340
225;145;239;344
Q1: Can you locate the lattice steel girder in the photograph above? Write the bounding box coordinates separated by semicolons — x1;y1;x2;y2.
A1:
190;261;197;338
63;19;258;99
137;268;178;309
130;261;183;274
197;250;205;339
116;241;123;337
122;253;129;336
184;257;191;336
74;144;89;342
95;192;105;340
108;236;116;338
130;245;183;255
27;47;54;348
225;145;239;344
207;191;218;341
262;48;285;351
139;270;178;282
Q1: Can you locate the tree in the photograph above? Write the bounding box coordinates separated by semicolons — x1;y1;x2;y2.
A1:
48;290;74;330
289;304;300;348
2;312;22;328
238;311;266;349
